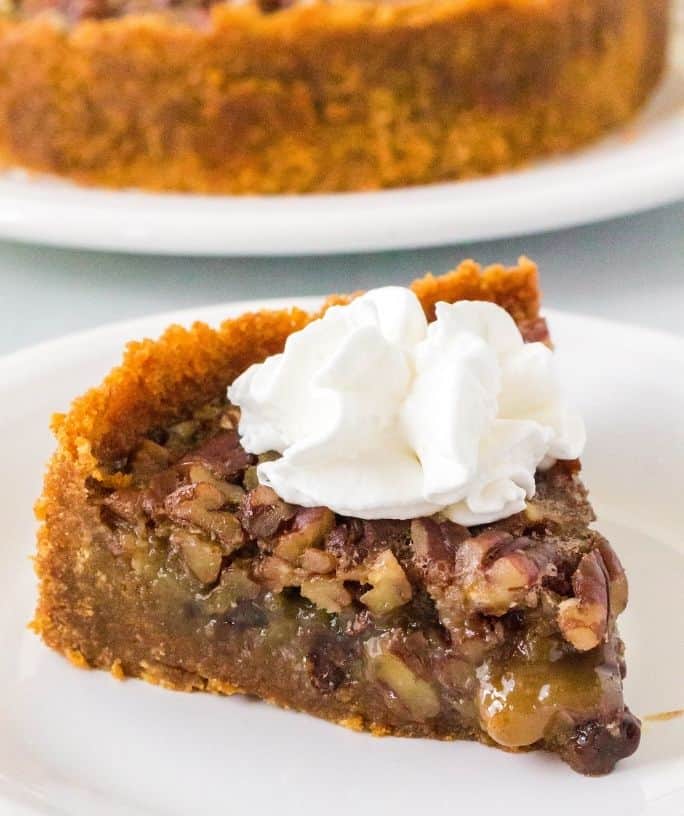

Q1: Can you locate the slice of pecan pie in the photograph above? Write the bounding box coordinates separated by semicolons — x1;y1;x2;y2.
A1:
33;258;640;775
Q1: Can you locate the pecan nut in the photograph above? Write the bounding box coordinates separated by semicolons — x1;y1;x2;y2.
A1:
170;529;223;585
179;429;253;479
410;517;468;585
558;550;609;651
238;484;295;539
369;650;440;721
359;549;413;615
597;539;628;616
459;532;543;616
300;548;337;574
300;577;352;613
273;507;335;562
166;482;245;553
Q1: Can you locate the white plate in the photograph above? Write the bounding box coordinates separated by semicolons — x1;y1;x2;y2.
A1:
0;24;683;256
1;302;683;816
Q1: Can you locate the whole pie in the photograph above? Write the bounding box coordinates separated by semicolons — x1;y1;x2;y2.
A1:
34;258;640;774
0;0;670;193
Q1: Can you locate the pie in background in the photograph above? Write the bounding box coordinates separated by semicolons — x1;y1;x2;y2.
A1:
0;0;670;193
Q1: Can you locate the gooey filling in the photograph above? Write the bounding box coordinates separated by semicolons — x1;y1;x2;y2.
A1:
92;395;637;775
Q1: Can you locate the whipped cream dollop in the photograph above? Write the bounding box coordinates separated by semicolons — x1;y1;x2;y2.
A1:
228;288;585;525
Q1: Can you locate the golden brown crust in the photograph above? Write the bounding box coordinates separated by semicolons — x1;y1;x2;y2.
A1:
0;0;669;193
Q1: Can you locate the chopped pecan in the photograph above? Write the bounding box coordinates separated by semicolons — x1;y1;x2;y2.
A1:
218;405;241;431
300;577;352;613
523;502;545;523
171;529;222;585
256;544;346;606
273;507;335;562
300;548;337;574
558;550;609;651
410;517;468;585
323;519;366;570
342;608;373;637
359;549;413;615
459;529;512;566
254;555;299;592
169;419;199;439
129;438;171;478
167;482;223;514
239;484;295;539
369;650;440;721
179;430;253;480
166;483;244;554
527;462;594;533
140;468;182;516
101;466;177;529
201;512;245;554
103;487;145;525
597;539;628;616
458;532;545;616
483;552;540;608
187;464;245;506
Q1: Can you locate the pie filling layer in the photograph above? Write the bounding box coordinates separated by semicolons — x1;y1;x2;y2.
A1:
81;396;639;775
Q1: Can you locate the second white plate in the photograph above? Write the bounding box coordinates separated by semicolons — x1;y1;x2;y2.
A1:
0;26;683;256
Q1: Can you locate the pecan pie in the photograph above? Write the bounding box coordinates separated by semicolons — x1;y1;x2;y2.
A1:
33;258;640;774
0;0;670;193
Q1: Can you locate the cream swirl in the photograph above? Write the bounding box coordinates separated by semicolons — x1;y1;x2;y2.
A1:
227;288;585;524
